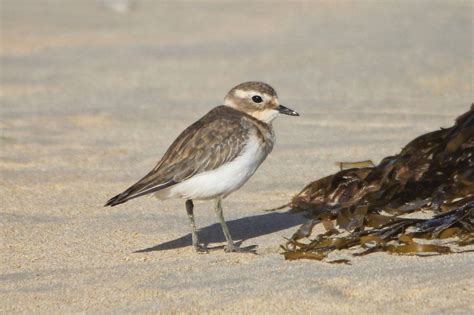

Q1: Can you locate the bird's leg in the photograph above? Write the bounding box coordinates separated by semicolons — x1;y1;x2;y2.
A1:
185;199;208;253
214;198;242;252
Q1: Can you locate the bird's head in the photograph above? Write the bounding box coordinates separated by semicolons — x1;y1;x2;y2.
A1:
224;81;299;123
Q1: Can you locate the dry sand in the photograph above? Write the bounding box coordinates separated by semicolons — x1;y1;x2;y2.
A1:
1;1;473;313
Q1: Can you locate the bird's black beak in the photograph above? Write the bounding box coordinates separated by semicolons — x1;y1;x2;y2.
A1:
277;104;299;116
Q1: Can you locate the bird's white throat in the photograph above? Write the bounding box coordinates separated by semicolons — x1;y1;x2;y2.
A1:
250;109;279;123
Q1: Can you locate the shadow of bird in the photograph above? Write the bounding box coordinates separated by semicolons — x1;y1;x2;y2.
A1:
135;211;305;253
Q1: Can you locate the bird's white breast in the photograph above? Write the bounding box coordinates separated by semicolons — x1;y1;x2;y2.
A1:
155;134;270;200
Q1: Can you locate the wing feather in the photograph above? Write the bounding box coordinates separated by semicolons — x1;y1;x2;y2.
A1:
105;106;251;206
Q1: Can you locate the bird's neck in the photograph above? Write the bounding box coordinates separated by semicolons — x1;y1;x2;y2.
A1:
224;103;277;125
248;109;279;124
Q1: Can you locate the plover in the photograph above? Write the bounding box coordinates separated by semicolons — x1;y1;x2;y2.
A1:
105;81;299;253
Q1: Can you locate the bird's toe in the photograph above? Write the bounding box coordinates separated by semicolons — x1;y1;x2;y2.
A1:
224;244;258;254
193;244;209;254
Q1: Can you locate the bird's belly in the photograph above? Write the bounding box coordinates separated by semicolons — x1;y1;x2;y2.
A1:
155;137;269;200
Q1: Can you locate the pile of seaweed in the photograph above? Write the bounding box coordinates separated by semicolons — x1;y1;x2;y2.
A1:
283;105;474;262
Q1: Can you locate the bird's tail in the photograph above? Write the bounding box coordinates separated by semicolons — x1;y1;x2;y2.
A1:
104;179;176;207
105;190;133;207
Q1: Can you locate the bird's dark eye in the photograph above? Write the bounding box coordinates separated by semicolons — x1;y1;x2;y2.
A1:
252;95;263;103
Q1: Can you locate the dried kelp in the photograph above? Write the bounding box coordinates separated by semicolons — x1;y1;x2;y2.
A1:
284;105;474;261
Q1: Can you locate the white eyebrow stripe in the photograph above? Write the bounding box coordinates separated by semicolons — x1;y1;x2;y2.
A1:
233;89;252;98
234;90;272;102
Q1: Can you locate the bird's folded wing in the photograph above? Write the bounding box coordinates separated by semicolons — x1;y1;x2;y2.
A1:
105;108;251;206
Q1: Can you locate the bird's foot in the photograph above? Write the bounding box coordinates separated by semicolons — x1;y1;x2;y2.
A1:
193;243;209;254
224;243;258;254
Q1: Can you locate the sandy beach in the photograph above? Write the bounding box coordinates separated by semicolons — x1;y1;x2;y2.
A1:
1;1;473;313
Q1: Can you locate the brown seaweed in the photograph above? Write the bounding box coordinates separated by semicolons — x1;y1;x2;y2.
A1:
283;105;474;261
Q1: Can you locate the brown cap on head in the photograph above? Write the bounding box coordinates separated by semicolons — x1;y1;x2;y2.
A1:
226;81;278;98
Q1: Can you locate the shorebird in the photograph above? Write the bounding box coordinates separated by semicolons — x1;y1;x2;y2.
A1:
105;81;299;253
